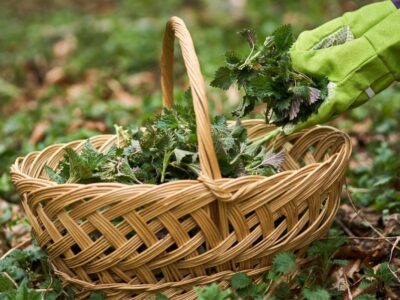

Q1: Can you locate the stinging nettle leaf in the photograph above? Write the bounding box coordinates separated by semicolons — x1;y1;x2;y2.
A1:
292;85;310;98
231;272;252;289
302;287;330;300
246;76;276;98
211;23;329;125
272;252;297;274
44;165;66;184
273;24;294;51
225;51;241;65
210;67;235;90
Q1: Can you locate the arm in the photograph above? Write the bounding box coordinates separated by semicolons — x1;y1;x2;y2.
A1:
286;0;400;134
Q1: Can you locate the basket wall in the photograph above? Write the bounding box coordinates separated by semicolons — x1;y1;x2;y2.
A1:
11;121;351;299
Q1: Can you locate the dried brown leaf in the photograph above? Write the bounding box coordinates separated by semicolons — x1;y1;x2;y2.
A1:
53;35;76;59
108;79;141;107
45;67;66;85
29;120;50;146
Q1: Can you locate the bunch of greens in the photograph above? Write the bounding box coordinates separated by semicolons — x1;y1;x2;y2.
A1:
45;98;285;185
211;25;329;126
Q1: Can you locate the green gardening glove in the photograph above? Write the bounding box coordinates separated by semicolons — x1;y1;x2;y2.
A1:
286;0;400;134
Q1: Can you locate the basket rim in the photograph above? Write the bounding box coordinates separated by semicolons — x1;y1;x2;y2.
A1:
10;123;351;188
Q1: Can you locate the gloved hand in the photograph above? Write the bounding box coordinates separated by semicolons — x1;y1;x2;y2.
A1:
286;0;400;134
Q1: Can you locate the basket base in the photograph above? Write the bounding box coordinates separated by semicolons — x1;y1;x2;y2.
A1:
56;247;312;300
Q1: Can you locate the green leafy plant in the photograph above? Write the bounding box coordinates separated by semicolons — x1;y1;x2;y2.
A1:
351;142;400;211
0;246;63;300
184;250;334;300
302;287;331;300
211;25;329;126
45;96;285;185
195;283;232;300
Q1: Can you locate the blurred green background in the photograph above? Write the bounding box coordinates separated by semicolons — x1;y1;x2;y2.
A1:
0;0;398;210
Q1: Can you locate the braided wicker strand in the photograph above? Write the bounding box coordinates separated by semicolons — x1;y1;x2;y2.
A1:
10;17;352;299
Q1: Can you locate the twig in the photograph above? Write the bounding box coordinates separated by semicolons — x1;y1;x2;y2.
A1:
36;288;54;293
389;237;400;263
345;184;400;251
388;237;400;284
335;218;356;237
343;272;353;300
347;186;372;193
0;238;31;260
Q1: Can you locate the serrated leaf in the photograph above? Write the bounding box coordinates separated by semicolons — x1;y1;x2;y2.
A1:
225;51;241;65
359;279;374;290
375;262;394;284
363;267;375;277
302;287;330;300
64;148;91;183
274;98;292;112
273;24;293;51
195;283;231;300
80;140;104;168
246;76;275;98
10;249;29;263
210;67;235;90
231;272;251;289
27;246;46;262
272;252;296;274
266;270;280;282
292;85;310;98
44;166;66;184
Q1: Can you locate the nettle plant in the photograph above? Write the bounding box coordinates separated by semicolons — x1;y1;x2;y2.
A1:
44;25;330;187
45;93;284;185
211;25;329;126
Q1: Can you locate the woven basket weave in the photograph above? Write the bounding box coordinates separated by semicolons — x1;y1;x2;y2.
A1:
10;17;352;299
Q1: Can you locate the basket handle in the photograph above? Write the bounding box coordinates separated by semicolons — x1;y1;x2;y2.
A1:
161;17;222;180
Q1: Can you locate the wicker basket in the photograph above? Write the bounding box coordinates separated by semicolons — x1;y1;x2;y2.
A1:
10;17;352;299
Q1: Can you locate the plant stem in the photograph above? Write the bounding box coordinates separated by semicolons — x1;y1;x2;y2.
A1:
160;149;173;183
249;127;283;148
239;36;273;70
